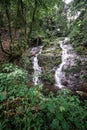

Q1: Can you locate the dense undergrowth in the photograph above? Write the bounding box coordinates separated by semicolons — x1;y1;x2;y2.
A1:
0;64;87;130
69;0;87;55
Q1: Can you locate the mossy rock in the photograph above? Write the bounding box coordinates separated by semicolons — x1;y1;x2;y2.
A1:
38;44;61;70
66;65;81;74
38;54;61;71
38;45;61;85
42;71;55;85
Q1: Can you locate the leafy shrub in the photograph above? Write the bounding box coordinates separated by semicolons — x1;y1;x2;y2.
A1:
0;64;87;130
1;64;18;73
10;35;28;58
0;84;87;130
75;46;85;55
0;63;27;89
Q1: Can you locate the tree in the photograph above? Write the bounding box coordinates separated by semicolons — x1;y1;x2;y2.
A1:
69;0;87;47
0;0;63;57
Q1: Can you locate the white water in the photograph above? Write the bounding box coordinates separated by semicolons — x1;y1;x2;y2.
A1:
30;38;75;88
55;38;75;88
31;46;43;85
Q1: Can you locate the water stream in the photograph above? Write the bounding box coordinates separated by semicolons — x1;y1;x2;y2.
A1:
30;38;76;88
55;37;76;88
31;46;43;85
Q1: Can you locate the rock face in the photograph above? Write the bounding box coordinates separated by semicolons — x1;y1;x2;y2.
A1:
27;37;87;94
62;79;68;86
38;43;61;85
64;54;87;91
38;54;61;70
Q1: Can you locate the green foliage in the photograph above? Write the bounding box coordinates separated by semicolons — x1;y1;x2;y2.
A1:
75;46;85;55
10;35;28;58
0;63;27;89
42;38;50;47
69;0;87;51
0;85;87;130
0;65;87;130
42;72;54;85
1;63;18;73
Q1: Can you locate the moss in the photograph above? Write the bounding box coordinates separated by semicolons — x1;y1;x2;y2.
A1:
42;71;55;85
38;53;61;71
20;53;33;73
75;46;85;55
43;39;50;47
66;65;81;74
38;41;62;85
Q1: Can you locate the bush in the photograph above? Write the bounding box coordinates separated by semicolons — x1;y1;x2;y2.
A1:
0;64;87;130
0;63;27;89
75;46;85;55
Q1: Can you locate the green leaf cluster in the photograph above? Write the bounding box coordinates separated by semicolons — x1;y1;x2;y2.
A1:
69;0;87;54
0;75;87;130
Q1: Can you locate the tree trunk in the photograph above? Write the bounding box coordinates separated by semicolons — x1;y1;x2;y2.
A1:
20;0;27;36
27;0;38;43
17;0;27;36
4;2;12;45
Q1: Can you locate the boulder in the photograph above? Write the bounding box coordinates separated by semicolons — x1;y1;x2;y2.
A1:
62;80;68;86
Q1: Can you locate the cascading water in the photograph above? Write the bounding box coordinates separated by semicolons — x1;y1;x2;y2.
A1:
30;37;76;88
55;37;75;88
31;46;43;85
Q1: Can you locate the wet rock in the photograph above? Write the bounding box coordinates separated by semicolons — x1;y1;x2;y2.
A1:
74;74;79;78
28;49;40;58
37;44;61;86
62;80;68;86
38;53;61;69
76;91;87;100
50;67;57;74
82;40;87;48
79;83;87;92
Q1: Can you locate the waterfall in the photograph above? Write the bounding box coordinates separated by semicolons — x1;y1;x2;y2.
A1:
31;46;43;85
55;37;75;88
30;37;76;88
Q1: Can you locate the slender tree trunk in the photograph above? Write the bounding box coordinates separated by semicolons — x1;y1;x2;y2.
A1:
27;0;38;43
4;2;12;44
17;0;27;36
20;0;27;36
